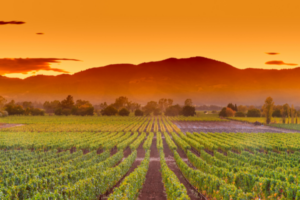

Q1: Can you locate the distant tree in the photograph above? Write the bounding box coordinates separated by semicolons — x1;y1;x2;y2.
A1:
263;97;274;124
291;105;296;124
159;98;173;112
272;110;282;117
237;105;248;113
114;96;128;110
281;103;290;124
226;107;235;117
44;100;61;113
119;108;130;116
219;107;227;117
234;104;238;112
134;109;144;116
235;111;246;117
143;101;160;116
184;99;193;107
227;103;236;111
62;109;72;116
61;95;75;110
0;96;7;111
165;104;182;116
101;105;118;116
5;100;25;115
247;108;261;117
22;101;33;109
74;99;94;116
182;105;196;116
211;110;217;114
99;102;108;110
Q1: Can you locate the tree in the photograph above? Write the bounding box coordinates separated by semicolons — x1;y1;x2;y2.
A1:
44;100;61;113
22;101;33;109
143;101;160;116
4;100;25;115
234;104;238;112
134;109;144;116
272;110;282;117
247;108;261;117
165;104;182;116
101;105;118;116
184;99;193;107
114;96;128;110
235;111;246;117
263;97;274;124
74;99;94;116
291;105;296;124
227;103;236;111
182;105;196;116
99;102;108;110
158;98;173;112
0;96;7;111
119;108;130;116
281;103;290;124
219;107;227;117
226;107;235;117
237;105;248;113
61;95;75;110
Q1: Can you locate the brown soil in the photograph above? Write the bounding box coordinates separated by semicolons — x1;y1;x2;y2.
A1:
100;143;144;199
0;123;23;129
138;137;166;200
204;149;214;156
174;121;299;133
162;138;205;200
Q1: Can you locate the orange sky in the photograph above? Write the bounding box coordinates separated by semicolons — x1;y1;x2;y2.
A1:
1;0;300;79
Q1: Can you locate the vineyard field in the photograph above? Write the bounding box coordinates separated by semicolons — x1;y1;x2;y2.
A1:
1;116;300;199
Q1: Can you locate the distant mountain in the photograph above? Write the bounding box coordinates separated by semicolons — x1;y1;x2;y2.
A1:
1;56;300;105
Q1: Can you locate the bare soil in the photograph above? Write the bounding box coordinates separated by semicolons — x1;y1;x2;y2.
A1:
0;123;23;129
174;121;299;133
100;142;144;199
138;137;166;200
163;138;206;200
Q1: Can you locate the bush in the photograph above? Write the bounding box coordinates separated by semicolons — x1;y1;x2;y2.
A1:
135;109;144;116
219;107;227;117
225;107;235;117
55;108;62;115
62;109;72;116
182;106;196;117
101;105;118;116
165;105;182;116
235;111;246;117
0;111;8;117
119;108;130;116
272;110;282;117
247;108;261;117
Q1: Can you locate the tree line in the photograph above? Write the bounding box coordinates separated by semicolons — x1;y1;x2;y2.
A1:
0;95;196;117
219;97;299;124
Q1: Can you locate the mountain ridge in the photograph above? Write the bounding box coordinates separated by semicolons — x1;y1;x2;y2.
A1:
1;56;300;105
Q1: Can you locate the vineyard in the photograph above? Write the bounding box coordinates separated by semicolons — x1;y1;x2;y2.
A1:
1;116;300;199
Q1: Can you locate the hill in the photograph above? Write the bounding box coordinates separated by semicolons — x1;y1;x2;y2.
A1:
1;56;300;105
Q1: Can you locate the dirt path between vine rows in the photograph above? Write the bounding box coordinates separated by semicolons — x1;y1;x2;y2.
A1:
138;137;166;200
100;142;144;199
0;123;23;129
163;137;206;200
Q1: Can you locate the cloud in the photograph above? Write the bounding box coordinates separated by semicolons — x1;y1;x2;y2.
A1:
0;21;25;25
265;60;298;66
36;33;44;35
266;52;279;55
0;58;80;75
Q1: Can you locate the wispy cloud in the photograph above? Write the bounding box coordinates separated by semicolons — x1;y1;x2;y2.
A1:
266;52;279;55
265;60;298;66
0;21;25;25
0;58;80;75
36;33;44;35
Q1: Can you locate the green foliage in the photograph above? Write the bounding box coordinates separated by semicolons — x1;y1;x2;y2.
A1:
134;109;144;116
118;108;130;116
165;104;182;116
235;111;246;117
182;105;196;116
247;108;261;117
101;105;118;116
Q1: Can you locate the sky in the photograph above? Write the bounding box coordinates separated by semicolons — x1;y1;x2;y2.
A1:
1;0;300;79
